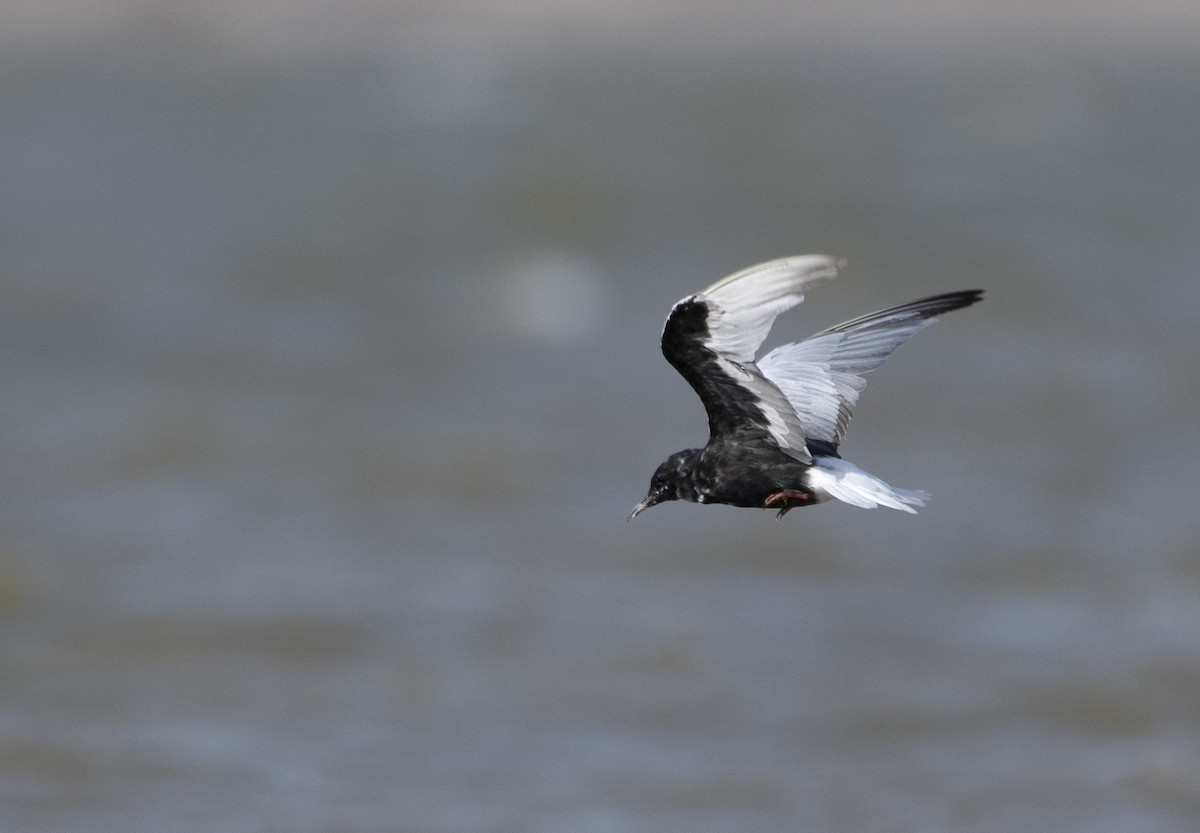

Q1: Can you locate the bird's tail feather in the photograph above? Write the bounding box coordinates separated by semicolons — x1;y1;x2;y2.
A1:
809;457;929;513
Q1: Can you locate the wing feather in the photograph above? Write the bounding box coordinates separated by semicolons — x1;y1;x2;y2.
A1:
694;255;843;364
759;289;983;447
660;255;844;460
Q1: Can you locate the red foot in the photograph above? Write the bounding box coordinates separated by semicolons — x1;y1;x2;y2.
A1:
764;490;811;507
764;489;812;519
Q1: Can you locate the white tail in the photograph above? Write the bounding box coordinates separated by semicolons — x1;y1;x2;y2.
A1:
808;457;929;513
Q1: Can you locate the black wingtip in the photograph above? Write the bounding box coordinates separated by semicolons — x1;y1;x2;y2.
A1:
952;288;985;312
824;288;983;334
914;289;985;315
893;288;986;320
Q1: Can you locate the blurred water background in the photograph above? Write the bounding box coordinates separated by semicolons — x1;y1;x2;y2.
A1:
2;2;1199;831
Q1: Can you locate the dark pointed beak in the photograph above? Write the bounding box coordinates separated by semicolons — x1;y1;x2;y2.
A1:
628;491;662;521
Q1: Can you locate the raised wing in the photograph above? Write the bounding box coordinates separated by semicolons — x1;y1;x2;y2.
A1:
693;256;844;363
660;256;844;461
758;289;983;448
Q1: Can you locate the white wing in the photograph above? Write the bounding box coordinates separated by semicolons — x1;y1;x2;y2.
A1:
695;255;844;364
759;290;983;446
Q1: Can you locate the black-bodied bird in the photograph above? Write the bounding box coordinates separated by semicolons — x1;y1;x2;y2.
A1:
630;256;982;519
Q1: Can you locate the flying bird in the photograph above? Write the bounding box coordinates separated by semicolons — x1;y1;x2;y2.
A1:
630;256;982;519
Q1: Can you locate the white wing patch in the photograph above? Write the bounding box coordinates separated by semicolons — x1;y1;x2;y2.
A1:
759;308;942;445
808;456;929;513
696;256;843;365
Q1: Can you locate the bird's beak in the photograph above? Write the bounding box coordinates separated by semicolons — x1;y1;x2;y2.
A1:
628;491;662;521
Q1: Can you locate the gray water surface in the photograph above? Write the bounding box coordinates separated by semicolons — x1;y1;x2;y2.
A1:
2;4;1199;832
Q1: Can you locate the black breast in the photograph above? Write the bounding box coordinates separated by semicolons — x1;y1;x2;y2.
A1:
698;442;814;508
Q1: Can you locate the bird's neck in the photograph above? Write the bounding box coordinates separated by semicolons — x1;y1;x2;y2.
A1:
668;448;705;502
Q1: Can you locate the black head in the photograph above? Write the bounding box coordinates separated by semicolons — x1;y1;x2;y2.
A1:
629;449;700;520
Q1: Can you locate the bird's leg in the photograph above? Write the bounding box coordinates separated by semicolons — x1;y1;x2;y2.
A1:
764;490;811;519
764;490;811;506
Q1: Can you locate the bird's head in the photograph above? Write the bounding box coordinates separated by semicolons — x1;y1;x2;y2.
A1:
629;450;700;520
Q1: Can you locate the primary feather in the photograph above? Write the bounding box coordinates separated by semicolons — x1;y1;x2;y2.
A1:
758;290;984;447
